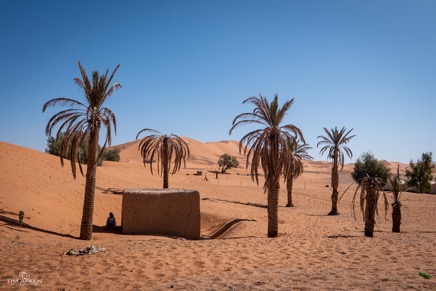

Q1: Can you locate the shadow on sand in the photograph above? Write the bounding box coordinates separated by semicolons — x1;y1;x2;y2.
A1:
92;225;123;234
202;197;267;209
0;209;77;239
304;213;332;217
1;209;258;240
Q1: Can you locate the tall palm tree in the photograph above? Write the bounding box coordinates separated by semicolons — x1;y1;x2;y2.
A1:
285;140;313;207
317;127;355;215
229;94;305;237
43;61;121;240
136;129;190;188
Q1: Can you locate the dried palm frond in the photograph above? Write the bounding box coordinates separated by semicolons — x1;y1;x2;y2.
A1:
351;175;388;221
136;129;190;188
389;165;403;202
286;139;313;180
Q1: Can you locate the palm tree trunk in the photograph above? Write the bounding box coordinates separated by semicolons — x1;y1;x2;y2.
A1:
392;201;401;233
364;182;377;237
80;126;99;240
286;176;294;207
267;134;279;238
268;180;279;237
328;151;339;215
162;138;169;189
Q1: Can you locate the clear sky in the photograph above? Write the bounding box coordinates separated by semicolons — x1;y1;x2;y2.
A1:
1;0;435;163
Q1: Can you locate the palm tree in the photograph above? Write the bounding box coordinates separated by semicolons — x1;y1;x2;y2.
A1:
43;61;121;240
286;140;313;207
136;129;190;188
351;152;390;237
229;94;305;237
389;165;403;233
352;176;388;237
317;127;355;215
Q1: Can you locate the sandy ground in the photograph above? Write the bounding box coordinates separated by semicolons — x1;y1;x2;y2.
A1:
0;140;435;290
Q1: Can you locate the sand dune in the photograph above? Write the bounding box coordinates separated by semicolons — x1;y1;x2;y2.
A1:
115;137;248;170
1;140;435;290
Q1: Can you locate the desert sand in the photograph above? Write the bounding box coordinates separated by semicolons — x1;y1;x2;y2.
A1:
0;140;435;290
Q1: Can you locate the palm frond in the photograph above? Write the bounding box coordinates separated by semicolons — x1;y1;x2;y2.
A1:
285;140;313;181
351;176;388;221
317;126;355;171
389;165;403;202
136;129;190;178
230;94;304;192
43;61;121;178
42;98;85;112
136;128;161;140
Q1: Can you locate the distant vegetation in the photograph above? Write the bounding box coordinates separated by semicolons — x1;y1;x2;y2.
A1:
218;153;239;173
101;148;121;162
351;152;390;185
405;152;434;193
46;135;120;165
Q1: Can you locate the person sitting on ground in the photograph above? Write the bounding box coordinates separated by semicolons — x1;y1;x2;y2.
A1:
106;212;116;229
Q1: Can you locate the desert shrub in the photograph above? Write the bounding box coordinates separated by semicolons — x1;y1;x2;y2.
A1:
46;134;87;163
46;134;66;158
405;152;434;193
102;148;121;162
351;152;390;186
18;210;24;227
46;134;114;166
218;153;239;173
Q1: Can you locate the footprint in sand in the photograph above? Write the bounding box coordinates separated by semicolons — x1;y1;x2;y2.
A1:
194;260;205;268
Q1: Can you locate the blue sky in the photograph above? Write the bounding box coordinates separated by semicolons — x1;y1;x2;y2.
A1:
1;0;435;163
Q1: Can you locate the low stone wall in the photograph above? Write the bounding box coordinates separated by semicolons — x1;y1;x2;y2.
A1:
122;189;200;239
